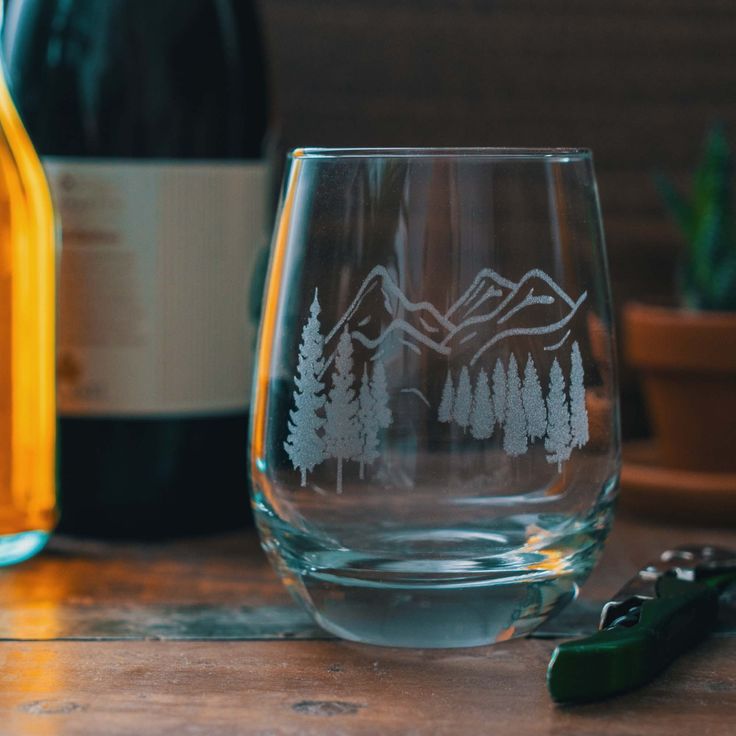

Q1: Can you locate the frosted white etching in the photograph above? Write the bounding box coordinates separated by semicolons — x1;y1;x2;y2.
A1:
284;291;326;487
372;359;393;431
324;327;361;493
401;387;431;407
400;338;422;355
357;364;379;480
438;370;454;423
522;354;547;440
469;368;494;440
453;366;473;433
461;271;587;365
447;271;515;321
492;359;507;429
433;347;589;468
503;355;528;457
544;329;571;352
570;341;589;449
319;265;587;370
497;291;555;324
545;357;573;470
285;269;593;490
325;265;453;356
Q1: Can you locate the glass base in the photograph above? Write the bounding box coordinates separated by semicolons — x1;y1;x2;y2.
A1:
294;569;579;648
0;530;50;566
255;493;614;648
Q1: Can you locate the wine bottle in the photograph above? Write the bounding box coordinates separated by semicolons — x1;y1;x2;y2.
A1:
3;0;270;538
0;17;56;562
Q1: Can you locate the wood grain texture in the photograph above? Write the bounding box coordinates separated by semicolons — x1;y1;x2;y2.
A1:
0;637;734;735
0;513;735;732
258;0;736;435
0;532;298;640
1;512;735;640
0;514;736;639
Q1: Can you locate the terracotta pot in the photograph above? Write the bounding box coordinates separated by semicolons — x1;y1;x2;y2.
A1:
624;304;736;473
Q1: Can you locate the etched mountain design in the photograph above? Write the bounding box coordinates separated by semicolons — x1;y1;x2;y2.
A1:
286;277;592;489
442;269;588;364
324;265;587;365
325;266;454;356
445;269;515;323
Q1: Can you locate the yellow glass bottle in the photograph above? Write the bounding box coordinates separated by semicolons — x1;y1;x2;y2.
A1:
0;54;56;564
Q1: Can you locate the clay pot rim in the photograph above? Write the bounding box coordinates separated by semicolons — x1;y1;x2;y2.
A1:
624;302;736;328
624;302;736;373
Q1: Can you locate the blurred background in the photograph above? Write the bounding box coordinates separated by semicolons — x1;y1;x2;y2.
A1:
258;0;736;438
2;0;733;542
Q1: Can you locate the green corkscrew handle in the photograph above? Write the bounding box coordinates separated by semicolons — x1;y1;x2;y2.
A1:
546;576;723;704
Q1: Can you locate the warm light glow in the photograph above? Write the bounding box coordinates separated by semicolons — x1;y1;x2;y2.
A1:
250;161;301;483
522;529;570;575
0;73;56;534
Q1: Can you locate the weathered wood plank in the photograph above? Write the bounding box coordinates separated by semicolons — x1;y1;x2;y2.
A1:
0;511;735;641
0;637;733;735
0;512;734;732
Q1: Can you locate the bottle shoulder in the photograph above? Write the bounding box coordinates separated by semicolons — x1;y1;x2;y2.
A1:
0;74;53;201
3;0;269;158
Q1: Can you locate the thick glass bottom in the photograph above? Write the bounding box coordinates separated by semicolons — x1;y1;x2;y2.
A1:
0;530;49;566
254;494;615;648
293;568;578;648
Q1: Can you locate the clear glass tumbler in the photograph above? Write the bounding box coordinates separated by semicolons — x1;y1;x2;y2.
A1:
251;148;620;647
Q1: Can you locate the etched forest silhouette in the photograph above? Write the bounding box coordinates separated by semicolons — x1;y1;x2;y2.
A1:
438;342;589;470
284;291;392;492
285;275;591;491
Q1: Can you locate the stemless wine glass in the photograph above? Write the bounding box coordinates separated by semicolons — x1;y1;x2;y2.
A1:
251;148;620;648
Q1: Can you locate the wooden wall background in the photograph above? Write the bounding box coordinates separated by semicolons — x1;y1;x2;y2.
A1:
259;0;736;437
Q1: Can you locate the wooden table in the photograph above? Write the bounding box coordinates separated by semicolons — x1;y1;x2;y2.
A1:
0;510;734;735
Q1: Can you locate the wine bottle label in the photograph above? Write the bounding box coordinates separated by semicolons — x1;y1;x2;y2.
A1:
45;158;269;417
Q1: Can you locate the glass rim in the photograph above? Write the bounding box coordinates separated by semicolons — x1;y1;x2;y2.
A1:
289;147;592;161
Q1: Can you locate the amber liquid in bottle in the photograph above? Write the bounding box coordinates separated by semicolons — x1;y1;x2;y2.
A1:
0;66;56;562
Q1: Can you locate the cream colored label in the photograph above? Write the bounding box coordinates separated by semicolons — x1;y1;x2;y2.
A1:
45;158;268;416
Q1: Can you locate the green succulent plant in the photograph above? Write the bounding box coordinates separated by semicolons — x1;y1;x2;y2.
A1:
655;124;736;311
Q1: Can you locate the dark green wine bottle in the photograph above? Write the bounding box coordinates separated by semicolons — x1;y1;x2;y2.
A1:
3;0;270;538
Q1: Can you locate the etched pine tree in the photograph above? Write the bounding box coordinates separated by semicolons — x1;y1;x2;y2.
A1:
324;327;361;493
357;364;379;479
469;368;494;440
545;357;572;471
453;366;472;432
371;358;393;430
503;355;528;456
492;358;507;428
522;354;547;441
438;369;454;423
569;341;589;449
284;290;327;486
